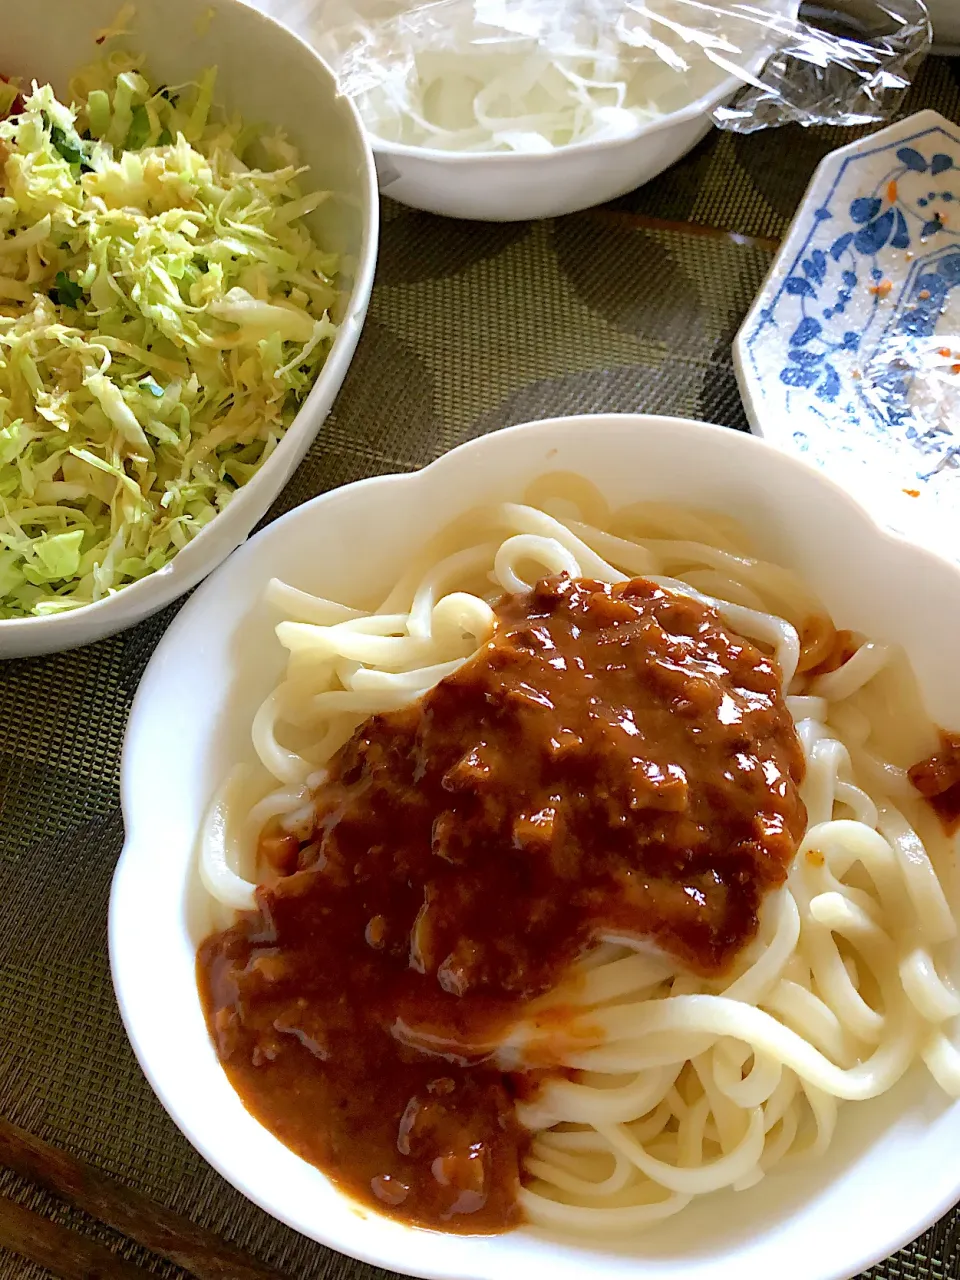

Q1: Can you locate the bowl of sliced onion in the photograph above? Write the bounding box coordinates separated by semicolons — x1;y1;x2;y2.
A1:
259;0;798;220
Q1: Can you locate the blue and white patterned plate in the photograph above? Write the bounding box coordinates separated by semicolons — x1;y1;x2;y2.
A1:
734;109;960;558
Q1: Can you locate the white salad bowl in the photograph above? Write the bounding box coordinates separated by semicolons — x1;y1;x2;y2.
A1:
255;0;799;221
1;0;378;658
112;413;960;1280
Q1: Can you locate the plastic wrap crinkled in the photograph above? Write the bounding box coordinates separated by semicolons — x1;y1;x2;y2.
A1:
714;1;932;132
304;0;932;152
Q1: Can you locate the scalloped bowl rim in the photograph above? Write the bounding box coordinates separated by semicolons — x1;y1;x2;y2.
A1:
111;414;960;1280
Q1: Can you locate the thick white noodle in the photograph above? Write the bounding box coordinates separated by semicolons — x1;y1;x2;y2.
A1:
198;767;271;912
197;483;960;1237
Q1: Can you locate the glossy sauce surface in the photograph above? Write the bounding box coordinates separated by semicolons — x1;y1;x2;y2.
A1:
198;575;806;1231
910;730;960;835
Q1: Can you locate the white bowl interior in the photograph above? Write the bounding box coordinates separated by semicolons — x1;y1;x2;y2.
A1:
1;0;377;655
112;415;960;1280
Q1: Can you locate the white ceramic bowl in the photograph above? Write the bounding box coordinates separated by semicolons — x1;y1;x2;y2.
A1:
1;0;378;658
112;413;960;1280
254;0;798;221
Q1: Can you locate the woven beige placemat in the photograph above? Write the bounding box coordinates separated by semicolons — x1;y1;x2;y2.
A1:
2;54;960;1280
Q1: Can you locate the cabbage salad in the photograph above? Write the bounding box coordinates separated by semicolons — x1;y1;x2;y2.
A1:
0;54;339;618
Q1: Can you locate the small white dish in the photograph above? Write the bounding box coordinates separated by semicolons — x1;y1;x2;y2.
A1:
112;413;960;1280
1;0;378;657
253;0;797;221
734;109;960;561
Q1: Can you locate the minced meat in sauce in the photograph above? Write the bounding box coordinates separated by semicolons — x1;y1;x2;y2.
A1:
910;730;960;836
198;574;806;1232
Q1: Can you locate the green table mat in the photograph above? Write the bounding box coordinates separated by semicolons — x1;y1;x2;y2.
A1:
3;53;960;1280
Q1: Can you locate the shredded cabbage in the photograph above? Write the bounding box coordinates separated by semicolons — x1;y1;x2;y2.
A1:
0;52;339;618
319;0;789;153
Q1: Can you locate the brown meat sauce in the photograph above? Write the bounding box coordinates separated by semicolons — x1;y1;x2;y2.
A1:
909;730;960;836
198;575;807;1232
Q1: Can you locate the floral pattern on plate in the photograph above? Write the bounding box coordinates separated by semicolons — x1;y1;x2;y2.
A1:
734;109;960;557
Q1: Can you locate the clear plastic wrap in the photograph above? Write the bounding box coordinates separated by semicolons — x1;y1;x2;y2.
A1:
714;1;933;132
859;332;960;485
291;0;932;153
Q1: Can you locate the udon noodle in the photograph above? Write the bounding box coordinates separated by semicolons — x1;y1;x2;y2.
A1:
198;475;960;1233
